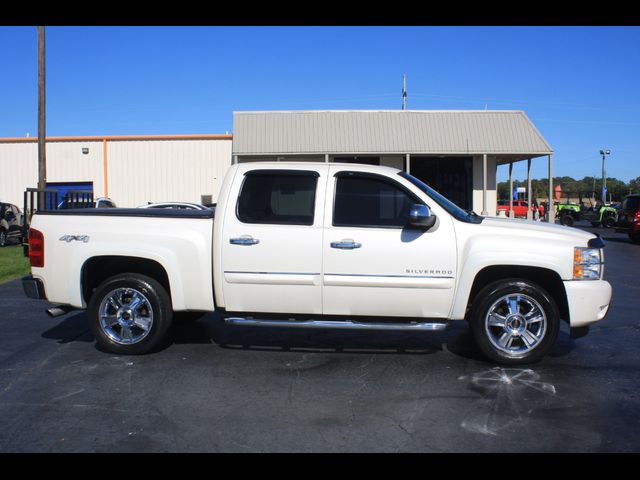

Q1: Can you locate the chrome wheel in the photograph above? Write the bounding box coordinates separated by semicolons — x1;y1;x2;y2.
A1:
484;293;547;357
98;288;154;345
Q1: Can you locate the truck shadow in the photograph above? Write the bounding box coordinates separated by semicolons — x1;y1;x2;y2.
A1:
172;313;579;361
41;311;93;344
171;313;496;359
40;310;578;361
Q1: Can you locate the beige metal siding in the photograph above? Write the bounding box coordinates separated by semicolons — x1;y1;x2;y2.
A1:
106;139;231;207
472;155;498;216
0;142;37;208
0;137;232;208
233;110;553;156
46;141;106;196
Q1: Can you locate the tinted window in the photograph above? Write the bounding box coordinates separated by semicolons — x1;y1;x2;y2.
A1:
237;171;318;225
333;175;419;228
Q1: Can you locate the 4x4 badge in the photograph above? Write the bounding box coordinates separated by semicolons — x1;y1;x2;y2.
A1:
59;235;90;243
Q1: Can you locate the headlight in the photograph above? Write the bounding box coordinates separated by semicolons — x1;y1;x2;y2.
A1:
574;247;603;280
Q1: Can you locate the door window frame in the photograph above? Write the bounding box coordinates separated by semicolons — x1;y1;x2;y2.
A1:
235;169;321;226
331;171;425;229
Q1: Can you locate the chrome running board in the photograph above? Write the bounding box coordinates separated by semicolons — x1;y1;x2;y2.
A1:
223;316;448;331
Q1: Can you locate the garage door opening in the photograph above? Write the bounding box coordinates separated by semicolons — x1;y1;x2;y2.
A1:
410;157;473;211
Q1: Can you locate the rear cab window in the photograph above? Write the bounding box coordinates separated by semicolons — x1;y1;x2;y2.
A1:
237;170;319;226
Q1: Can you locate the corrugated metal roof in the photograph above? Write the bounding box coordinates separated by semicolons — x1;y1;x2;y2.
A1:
232;110;552;156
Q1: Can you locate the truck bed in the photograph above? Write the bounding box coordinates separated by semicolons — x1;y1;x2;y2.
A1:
28;208;215;311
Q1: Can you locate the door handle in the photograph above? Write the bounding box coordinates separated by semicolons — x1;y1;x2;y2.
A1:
230;236;260;246
330;240;362;249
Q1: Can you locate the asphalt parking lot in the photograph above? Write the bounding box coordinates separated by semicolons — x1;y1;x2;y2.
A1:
0;223;638;452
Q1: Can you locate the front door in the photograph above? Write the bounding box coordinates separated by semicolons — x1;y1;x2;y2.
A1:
322;166;457;318
221;165;328;315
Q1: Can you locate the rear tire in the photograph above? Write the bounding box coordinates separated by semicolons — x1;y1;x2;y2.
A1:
88;273;173;355
469;279;560;365
602;216;615;229
630;232;640;244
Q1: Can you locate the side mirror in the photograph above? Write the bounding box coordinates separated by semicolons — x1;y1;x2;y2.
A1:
408;204;436;230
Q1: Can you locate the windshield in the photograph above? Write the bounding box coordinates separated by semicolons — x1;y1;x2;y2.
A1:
399;171;483;224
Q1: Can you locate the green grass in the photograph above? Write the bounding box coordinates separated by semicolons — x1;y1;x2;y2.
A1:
0;245;30;284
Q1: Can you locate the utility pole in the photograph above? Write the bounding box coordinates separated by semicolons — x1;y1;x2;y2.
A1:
37;26;47;196
600;149;610;204
402;74;407;110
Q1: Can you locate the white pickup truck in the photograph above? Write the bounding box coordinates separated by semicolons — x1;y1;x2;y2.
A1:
22;162;612;364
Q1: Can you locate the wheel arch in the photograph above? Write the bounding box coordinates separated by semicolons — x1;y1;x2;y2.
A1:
81;255;171;307
467;265;570;324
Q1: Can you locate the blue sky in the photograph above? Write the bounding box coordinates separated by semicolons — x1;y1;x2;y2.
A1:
1;26;639;181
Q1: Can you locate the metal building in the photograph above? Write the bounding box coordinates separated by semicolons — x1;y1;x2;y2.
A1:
1;110;554;219
232;110;554;218
0;134;232;208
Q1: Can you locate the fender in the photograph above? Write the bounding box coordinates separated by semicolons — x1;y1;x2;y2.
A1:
449;232;571;320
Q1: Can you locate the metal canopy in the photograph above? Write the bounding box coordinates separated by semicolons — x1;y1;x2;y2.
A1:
232;110;553;157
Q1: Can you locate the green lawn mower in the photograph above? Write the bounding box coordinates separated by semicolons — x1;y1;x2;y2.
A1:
556;194;617;228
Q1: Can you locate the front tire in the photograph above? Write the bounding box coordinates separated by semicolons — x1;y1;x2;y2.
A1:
602;215;615;229
0;229;6;247
470;279;560;365
88;273;173;355
560;214;574;226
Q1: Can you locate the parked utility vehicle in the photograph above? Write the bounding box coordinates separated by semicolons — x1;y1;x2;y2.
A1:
22;163;612;364
556;195;617;228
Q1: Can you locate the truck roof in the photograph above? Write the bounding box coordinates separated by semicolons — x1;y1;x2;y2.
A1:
235;161;402;174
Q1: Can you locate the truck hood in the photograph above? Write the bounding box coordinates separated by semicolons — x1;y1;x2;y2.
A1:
478;217;597;246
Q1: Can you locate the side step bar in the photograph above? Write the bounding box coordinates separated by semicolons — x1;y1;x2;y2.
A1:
223;317;449;331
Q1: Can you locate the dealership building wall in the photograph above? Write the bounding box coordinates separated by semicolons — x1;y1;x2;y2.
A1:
0;134;233;208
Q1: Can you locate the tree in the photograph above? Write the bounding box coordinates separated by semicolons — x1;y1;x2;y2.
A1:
497;176;637;203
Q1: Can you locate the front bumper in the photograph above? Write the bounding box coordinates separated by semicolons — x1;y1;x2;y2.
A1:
563;279;612;328
22;275;47;300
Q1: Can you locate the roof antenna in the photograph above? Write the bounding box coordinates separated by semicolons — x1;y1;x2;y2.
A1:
402;74;407;110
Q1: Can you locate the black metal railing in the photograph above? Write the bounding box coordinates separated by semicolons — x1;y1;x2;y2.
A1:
22;188;94;256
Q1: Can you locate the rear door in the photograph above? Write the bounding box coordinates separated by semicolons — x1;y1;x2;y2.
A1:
220;165;328;314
